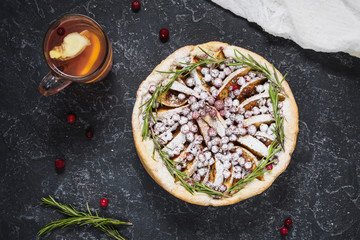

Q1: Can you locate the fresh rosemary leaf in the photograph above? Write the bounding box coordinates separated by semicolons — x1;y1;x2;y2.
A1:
38;196;131;240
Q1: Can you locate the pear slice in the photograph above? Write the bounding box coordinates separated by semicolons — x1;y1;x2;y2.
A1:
155;105;189;121
217;67;252;100
239;92;285;111
237;135;268;158
49;30;91;61
202;108;226;137
158;81;199;107
244;114;274;128
255;131;275;147
238;77;267;102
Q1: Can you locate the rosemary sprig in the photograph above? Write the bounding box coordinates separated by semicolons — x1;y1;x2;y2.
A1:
228;141;281;192
230;49;287;90
151;130;223;196
269;83;285;148
38;196;132;240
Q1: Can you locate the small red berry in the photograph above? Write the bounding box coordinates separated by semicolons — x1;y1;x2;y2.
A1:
57;27;65;36
266;164;273;170
67;113;76;124
284;218;293;227
100;198;108;207
232;85;240;90
86;127;94;138
131;1;141;11
280;226;288;236
55;158;65;169
159;28;169;42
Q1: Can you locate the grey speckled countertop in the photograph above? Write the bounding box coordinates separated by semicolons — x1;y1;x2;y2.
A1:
1;1;360;239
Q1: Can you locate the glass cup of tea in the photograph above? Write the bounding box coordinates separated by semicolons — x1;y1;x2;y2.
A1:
39;14;113;96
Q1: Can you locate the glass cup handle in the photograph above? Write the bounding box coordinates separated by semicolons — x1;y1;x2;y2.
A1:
39;71;71;96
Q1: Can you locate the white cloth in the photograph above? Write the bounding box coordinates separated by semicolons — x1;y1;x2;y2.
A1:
211;0;360;57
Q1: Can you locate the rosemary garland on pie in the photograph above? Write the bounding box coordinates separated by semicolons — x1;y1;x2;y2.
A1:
140;47;285;197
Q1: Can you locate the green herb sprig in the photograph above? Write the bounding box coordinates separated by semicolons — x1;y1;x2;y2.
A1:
228;141;281;192
230;49;287;90
38;196;132;240
152;131;223;196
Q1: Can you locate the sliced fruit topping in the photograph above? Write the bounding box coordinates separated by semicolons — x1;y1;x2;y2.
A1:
244;114;274;128
49;31;91;61
238;76;267;102
237;135;269;158
218;67;252;100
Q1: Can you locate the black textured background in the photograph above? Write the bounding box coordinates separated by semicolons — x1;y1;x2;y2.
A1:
1;1;360;239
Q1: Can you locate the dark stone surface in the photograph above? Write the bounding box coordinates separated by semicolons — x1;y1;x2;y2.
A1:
1;0;360;239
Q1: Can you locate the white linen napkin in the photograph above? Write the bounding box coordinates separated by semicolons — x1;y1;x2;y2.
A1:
211;0;360;57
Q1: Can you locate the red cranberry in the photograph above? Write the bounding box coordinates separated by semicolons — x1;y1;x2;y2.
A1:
159;28;169;42
57;27;65;36
86;127;94;138
100;198;108;207
209;109;217;118
55;158;65;169
131;0;141;11
67;113;76;124
266;164;273;170
284;218;293;227
219;110;226;117
280;227;288;236
214;100;224;110
232;85;240;90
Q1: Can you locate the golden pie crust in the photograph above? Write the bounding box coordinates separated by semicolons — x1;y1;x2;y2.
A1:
132;42;299;206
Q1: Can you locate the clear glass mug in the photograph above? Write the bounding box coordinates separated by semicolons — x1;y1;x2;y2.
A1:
39;14;113;96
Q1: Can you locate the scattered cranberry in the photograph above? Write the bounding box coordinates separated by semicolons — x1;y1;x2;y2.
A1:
284;218;293;227
280;226;288;236
86;127;94;138
232;85;240;90
100;198;108;207
131;1;141;12
159;28;169;42
67;113;76;124
266;164;273;170
57;27;65;36
55;158;65;170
